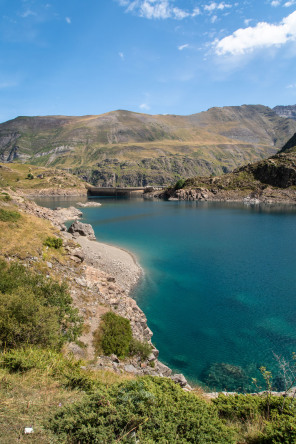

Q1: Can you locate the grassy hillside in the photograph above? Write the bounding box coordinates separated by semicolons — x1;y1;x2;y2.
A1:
0;163;87;195
1;105;296;186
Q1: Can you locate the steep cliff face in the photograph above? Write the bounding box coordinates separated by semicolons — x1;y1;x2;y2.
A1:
273;105;296;121
1;106;296;186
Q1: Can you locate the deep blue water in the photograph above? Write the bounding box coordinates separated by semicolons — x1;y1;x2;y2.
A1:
35;197;296;391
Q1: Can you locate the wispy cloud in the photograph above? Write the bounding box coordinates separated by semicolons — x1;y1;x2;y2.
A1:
118;51;125;60
214;10;296;55
204;2;232;12
178;43;189;51
271;0;281;5
284;0;296;6
287;83;296;88
117;0;197;20
139;103;150;110
65;17;71;24
20;9;37;18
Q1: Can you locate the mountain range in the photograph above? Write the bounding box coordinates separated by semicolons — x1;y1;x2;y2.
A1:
1;104;296;186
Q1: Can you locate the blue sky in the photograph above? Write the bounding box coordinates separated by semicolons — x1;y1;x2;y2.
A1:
1;0;296;122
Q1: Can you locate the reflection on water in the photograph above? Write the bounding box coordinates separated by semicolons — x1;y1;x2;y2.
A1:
35;197;296;391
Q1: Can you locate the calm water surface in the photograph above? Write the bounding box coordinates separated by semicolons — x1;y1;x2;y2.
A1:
36;197;296;391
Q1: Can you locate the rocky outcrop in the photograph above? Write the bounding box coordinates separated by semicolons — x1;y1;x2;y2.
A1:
68;220;96;240
273;105;296;120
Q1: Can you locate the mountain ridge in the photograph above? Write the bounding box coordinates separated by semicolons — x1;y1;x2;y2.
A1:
1;105;296;186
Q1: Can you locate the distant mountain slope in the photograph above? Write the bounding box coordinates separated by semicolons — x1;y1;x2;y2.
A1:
273;105;296;120
161;131;296;203
1;105;296;186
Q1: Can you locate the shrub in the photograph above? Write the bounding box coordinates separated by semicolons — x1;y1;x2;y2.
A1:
27;173;34;180
0;260;82;349
0;289;61;349
129;338;152;360
43;236;63;249
0;193;12;202
50;377;236;443
175;178;186;190
0;209;21;222
94;312;132;358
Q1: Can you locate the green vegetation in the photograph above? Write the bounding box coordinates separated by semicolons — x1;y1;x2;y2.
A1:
0;192;12;202
175;178;186;190
93;312;132;358
50;377;235;443
93;312;153;361
129;338;153;361
0;208;21;222
0;260;82;350
44;236;63;249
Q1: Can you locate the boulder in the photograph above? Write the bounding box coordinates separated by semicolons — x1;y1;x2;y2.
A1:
156;362;172;377
68;221;96;240
171;373;188;387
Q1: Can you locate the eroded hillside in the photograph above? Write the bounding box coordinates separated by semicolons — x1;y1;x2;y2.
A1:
1;105;296;186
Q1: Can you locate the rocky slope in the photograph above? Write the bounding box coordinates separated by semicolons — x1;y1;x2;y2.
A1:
1;105;296;186
273;104;296;120
154;132;296;204
0;186;190;386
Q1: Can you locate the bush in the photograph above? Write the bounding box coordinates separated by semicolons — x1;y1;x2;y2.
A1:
0;289;61;349
0;209;21;222
94;312;132;358
50;377;236;443
0;260;82;349
27;173;34;180
43;236;63;249
0;193;12;202
175;178;186;190
129;338;152;360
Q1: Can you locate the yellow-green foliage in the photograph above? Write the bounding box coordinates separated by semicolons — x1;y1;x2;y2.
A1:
0;208;21;222
0;260;82;349
43;236;63;249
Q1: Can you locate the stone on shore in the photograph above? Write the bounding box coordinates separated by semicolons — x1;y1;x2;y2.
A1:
68;220;96;240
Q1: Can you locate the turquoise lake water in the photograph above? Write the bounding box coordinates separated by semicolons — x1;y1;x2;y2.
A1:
36;197;296;391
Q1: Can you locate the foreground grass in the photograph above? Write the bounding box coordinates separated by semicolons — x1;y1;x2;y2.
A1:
0;348;135;443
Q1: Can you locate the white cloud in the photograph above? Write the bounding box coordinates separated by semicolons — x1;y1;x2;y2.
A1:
192;7;201;16
139;103;150;110
214;10;296;55
287;83;296;88
204;2;232;12
244;18;252;25
118;0;192;19
211;14;218;23
178;43;189;50
65;17;71;24
271;0;281;6
284;0;296;6
119;52;125;59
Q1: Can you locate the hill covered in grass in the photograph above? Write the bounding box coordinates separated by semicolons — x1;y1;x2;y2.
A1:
1;105;296;187
0;163;87;196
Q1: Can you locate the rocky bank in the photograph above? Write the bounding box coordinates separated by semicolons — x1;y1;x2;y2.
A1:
7;190;191;388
